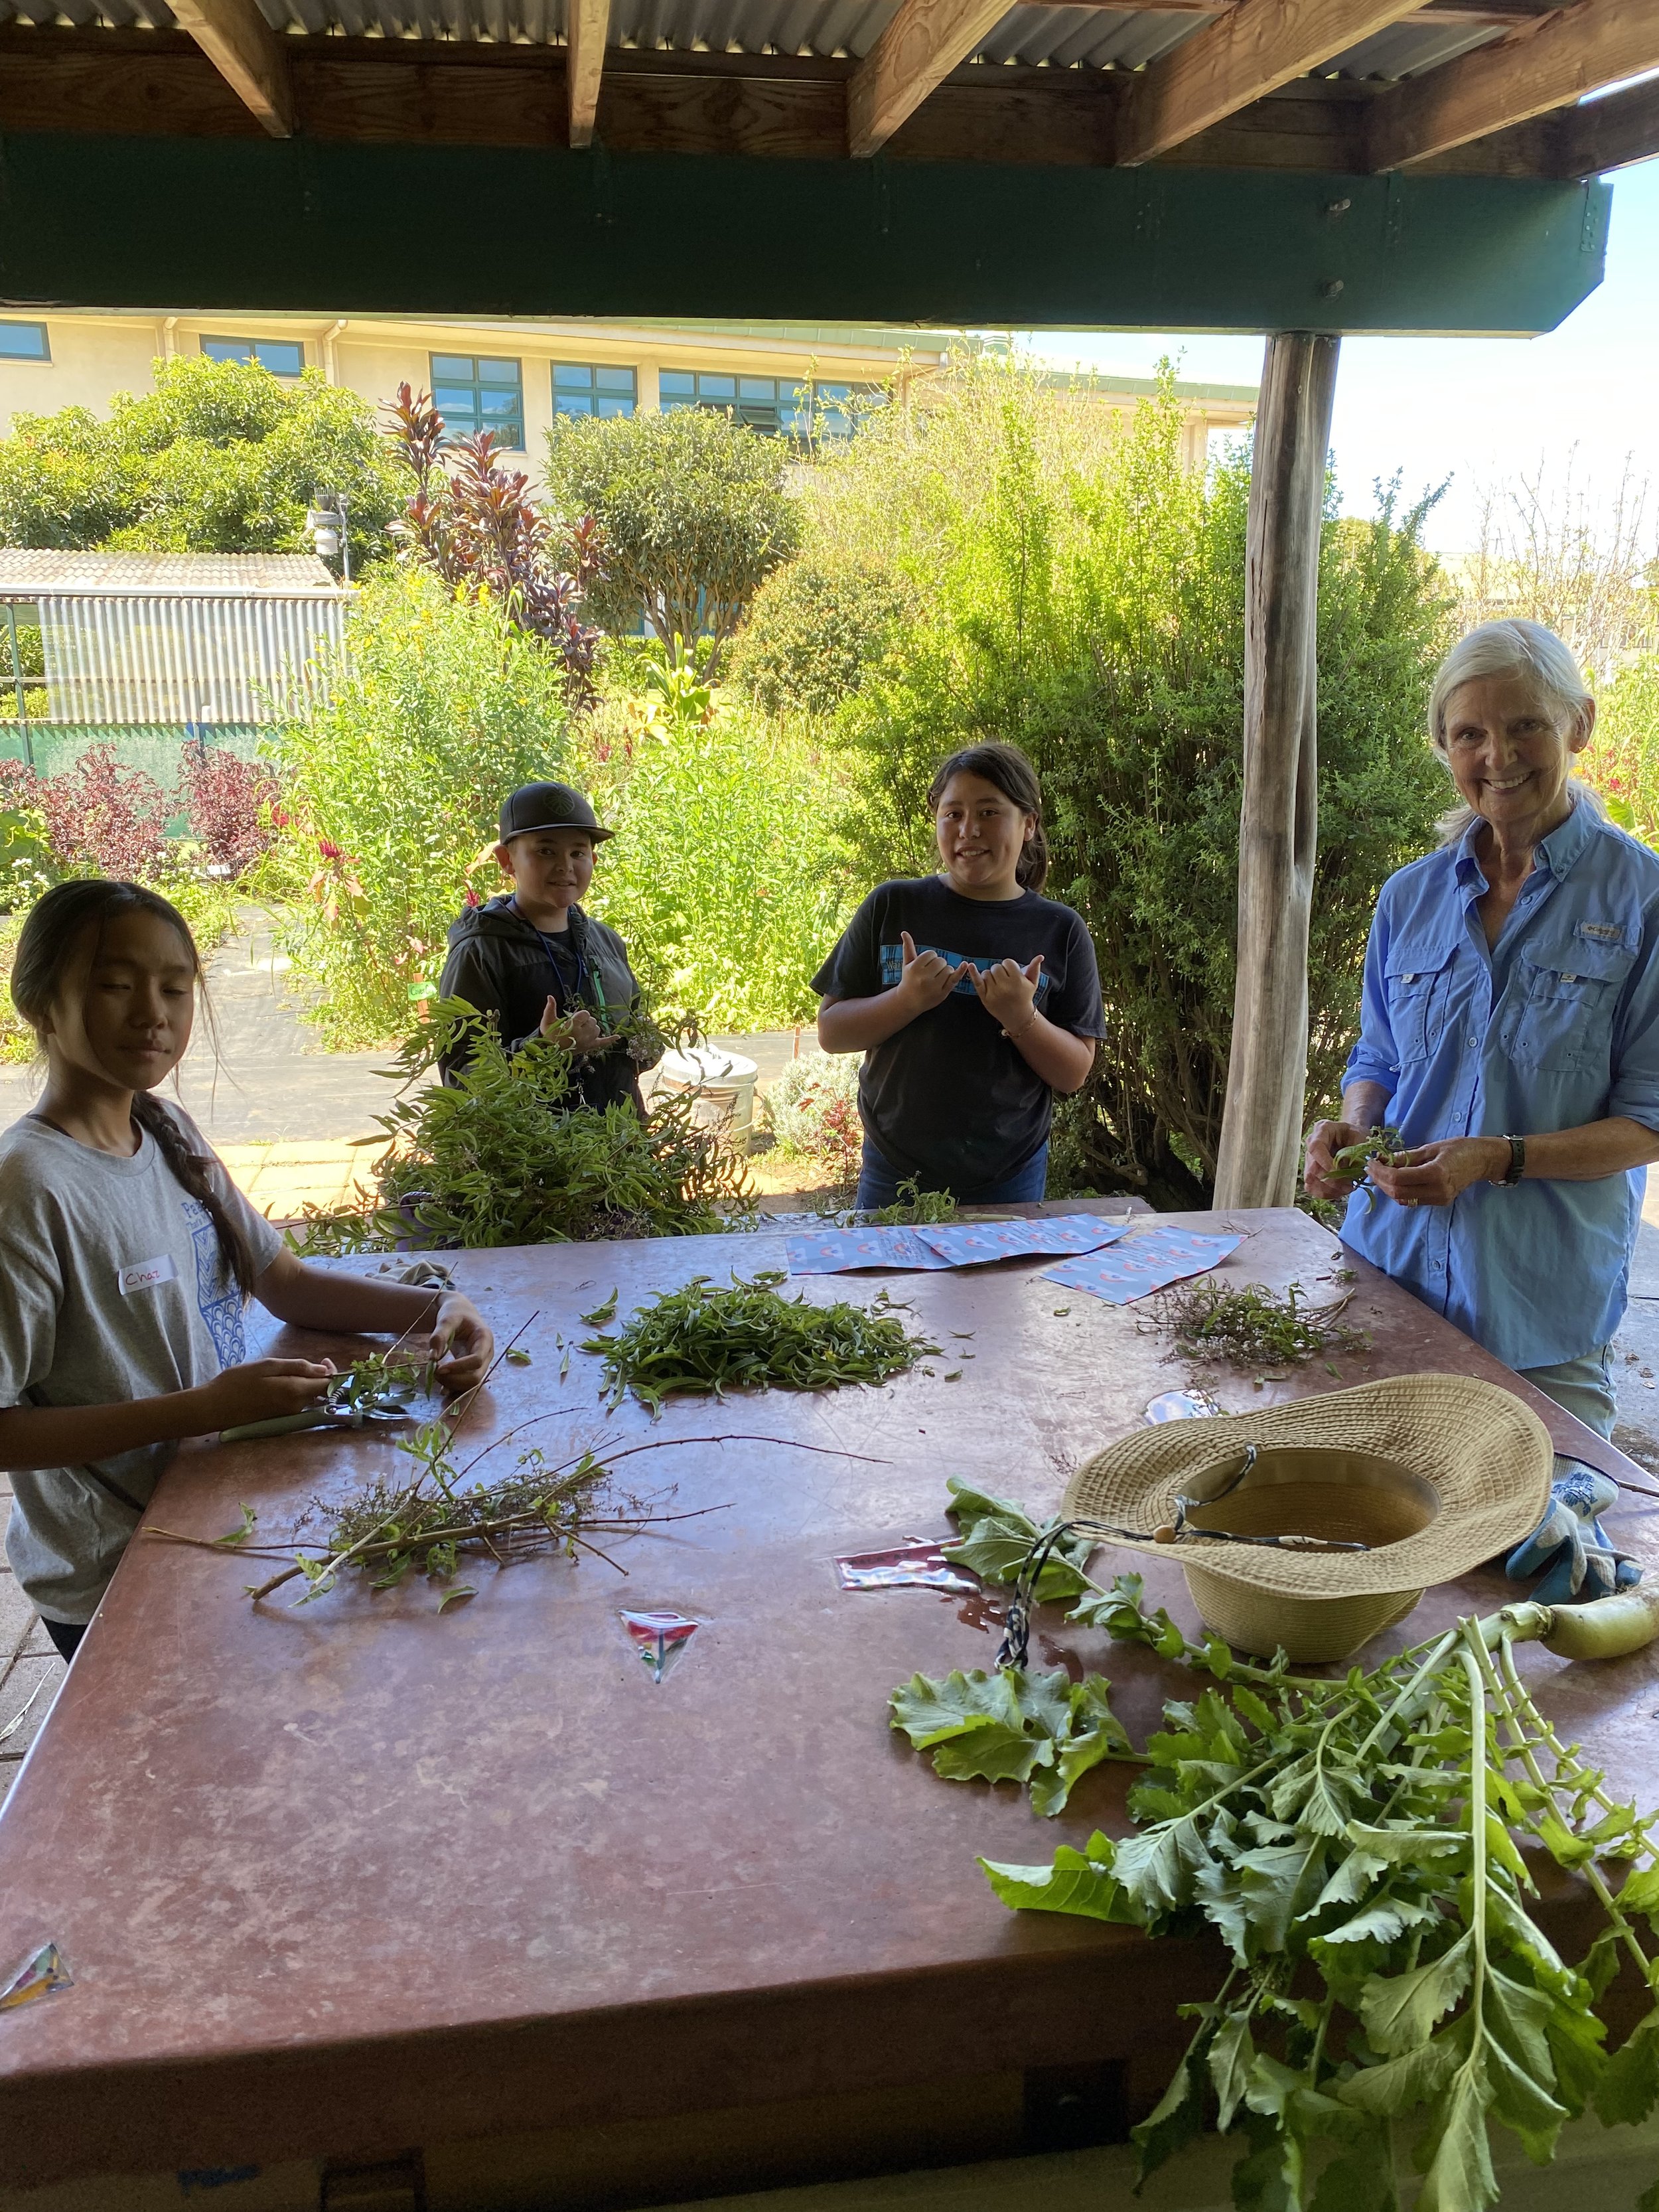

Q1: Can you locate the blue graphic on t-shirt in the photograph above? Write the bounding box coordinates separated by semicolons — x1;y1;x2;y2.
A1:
878;941;1052;1001
182;1197;248;1368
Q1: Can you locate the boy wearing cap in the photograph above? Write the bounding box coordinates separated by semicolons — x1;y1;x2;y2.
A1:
437;781;659;1112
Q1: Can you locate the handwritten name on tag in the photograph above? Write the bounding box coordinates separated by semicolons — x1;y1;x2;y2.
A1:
119;1254;178;1297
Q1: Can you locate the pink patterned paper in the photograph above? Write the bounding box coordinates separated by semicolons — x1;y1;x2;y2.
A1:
1041;1226;1244;1305
784;1226;958;1274
916;1214;1131;1266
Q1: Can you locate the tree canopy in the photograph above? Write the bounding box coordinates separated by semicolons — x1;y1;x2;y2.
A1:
0;354;403;561
543;405;802;669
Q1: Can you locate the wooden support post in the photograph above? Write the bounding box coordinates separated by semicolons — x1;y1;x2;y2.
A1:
1213;330;1339;1213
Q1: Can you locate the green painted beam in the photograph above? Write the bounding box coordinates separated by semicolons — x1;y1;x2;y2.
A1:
0;135;1612;335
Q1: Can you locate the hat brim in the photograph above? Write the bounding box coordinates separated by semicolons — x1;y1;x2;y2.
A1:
500;820;614;844
1062;1372;1552;1599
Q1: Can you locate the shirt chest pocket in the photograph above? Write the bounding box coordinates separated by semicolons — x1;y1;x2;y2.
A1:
1506;938;1635;1075
1384;946;1457;1067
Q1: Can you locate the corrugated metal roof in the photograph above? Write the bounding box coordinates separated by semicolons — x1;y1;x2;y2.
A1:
0;550;344;598
0;0;1512;82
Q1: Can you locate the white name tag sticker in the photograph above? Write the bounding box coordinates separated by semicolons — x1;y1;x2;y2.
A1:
119;1254;178;1297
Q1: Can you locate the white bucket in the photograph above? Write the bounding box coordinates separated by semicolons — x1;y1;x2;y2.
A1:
655;1046;759;1150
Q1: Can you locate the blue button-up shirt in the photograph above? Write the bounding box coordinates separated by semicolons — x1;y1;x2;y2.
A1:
1340;800;1659;1370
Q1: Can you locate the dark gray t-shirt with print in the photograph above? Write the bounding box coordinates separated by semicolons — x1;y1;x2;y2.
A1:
0;1108;283;1624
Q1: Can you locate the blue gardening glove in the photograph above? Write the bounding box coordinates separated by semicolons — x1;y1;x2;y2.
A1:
1506;1457;1642;1605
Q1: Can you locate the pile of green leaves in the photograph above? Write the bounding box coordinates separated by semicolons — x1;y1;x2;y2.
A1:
289;1001;754;1254
892;1481;1659;2212
1150;1279;1370;1369
585;1271;938;1414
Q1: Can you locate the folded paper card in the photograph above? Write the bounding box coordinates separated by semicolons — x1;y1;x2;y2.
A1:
785;1226;958;1274
914;1215;1133;1267
1042;1226;1244;1306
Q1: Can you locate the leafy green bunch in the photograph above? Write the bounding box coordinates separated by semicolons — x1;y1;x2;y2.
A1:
585;1272;938;1414
289;1000;754;1254
891;1482;1659;2212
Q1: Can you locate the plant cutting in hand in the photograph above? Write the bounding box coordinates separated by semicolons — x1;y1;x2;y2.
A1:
1147;1280;1371;1371
890;1479;1659;2211
1332;1126;1409;1211
587;1273;940;1414
219;1351;437;1443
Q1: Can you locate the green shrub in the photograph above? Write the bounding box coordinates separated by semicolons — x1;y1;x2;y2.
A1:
729;557;912;721
1585;655;1659;842
0;354;403;561
271;570;572;1045
543;406;802;668
826;360;1453;1207
577;683;852;1034
762;1049;862;1162
291;1002;755;1252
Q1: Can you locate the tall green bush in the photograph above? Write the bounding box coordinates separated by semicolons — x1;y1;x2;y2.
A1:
826;360;1453;1207
1585;656;1659;843
576;676;851;1033
273;570;571;1045
543;406;802;668
0;355;402;561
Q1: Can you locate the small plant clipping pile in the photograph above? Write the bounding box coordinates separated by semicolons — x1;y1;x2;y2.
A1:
585;1271;939;1414
890;1479;1659;2212
1149;1278;1370;1370
290;1001;753;1253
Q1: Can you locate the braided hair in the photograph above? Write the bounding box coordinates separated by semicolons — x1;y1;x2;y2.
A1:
10;879;259;1297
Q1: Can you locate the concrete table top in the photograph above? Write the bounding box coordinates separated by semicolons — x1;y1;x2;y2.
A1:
3;1207;1657;2191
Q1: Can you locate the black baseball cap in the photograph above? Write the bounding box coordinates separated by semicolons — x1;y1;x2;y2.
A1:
497;781;614;846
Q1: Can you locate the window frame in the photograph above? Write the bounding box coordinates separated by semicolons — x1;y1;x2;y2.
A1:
552;360;638;419
0;322;51;364
429;351;527;449
199;334;308;377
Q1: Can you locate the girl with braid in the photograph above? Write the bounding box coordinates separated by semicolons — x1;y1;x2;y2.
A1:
0;880;493;1663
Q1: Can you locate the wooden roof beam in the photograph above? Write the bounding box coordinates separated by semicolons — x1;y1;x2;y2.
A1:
167;0;291;137
1114;0;1425;167
847;0;1017;156
567;0;609;147
1369;0;1659;169
1554;74;1659;177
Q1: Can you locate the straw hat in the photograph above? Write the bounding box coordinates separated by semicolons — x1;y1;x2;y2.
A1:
1062;1373;1553;1663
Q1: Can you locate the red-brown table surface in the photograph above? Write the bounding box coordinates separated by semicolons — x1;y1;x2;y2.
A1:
2;1207;1657;2190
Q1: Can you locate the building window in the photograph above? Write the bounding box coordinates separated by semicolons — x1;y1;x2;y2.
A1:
200;336;307;376
0;323;50;362
431;354;526;447
659;370;879;444
553;362;636;419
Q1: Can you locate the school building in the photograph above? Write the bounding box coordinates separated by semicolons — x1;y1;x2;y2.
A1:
0;312;1258;473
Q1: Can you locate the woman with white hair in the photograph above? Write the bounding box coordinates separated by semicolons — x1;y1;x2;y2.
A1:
1305;618;1659;1438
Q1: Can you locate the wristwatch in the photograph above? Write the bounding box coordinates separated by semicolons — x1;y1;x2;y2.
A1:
1499;1134;1526;1187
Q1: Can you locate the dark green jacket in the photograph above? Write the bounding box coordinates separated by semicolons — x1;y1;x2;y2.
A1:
437;897;658;1113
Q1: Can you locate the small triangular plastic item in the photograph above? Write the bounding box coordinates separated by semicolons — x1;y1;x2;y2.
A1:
620;1610;700;1683
0;1943;73;2014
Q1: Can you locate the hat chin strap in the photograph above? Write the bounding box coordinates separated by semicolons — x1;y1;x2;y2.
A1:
994;1460;1370;1672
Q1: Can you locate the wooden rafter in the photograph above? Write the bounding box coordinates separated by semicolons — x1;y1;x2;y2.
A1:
167;0;291;137
1554;74;1659;177
567;0;609;147
1370;0;1659;169
1114;0;1425;167
847;0;1015;157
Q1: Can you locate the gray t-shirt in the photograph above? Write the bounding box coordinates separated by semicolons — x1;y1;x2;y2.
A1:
0;1108;283;1624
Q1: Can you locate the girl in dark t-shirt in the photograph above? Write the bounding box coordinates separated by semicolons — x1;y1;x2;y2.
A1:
814;743;1104;1209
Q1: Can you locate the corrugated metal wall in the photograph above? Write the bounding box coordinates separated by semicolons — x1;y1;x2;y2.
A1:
35;594;346;726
